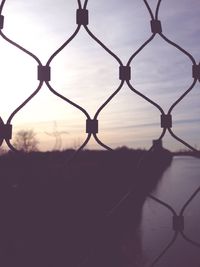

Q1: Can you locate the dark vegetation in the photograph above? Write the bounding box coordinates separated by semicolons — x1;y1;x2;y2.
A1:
0;148;172;267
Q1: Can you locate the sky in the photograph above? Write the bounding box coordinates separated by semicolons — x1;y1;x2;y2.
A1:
0;0;199;151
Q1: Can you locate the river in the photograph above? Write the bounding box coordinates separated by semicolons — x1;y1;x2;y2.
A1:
142;156;200;266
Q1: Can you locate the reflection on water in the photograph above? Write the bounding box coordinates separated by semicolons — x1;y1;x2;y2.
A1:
142;156;200;266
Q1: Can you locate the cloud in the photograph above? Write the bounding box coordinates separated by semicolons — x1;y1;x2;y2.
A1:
1;0;199;150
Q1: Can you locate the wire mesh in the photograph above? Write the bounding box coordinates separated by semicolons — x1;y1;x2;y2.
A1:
0;0;199;266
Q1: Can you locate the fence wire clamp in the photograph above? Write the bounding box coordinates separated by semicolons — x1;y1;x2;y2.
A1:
119;66;131;81
161;114;172;128
37;65;51;82
151;20;162;34
0;119;12;143
0;15;4;29
86;119;98;134
173;215;184;232
76;9;89;26
192;64;200;81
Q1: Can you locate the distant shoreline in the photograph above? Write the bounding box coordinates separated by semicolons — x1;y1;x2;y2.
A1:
173;151;200;158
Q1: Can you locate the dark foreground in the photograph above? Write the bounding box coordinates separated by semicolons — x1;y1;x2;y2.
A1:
0;148;172;267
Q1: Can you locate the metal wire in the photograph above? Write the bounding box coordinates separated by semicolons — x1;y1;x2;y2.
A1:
0;0;199;266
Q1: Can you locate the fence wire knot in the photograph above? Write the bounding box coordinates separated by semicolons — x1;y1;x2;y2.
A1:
161;114;172;128
86;119;98;134
119;66;131;81
150;20;162;34
37;65;51;82
192;63;200;81
0;117;12;144
76;9;89;25
0;15;4;29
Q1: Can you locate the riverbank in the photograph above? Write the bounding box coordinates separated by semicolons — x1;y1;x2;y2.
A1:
0;148;172;267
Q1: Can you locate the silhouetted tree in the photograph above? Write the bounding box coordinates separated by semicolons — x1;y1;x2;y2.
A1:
0;147;7;155
13;130;39;152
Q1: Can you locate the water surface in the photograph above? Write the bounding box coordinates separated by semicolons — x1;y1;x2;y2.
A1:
142;156;200;266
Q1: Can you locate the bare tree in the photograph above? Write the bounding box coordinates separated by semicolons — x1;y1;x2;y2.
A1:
0;147;7;155
13;130;39;152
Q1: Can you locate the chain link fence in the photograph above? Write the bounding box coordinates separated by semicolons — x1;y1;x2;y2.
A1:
0;0;199;266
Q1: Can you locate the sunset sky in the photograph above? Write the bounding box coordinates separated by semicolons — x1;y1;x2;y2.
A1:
0;0;199;151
